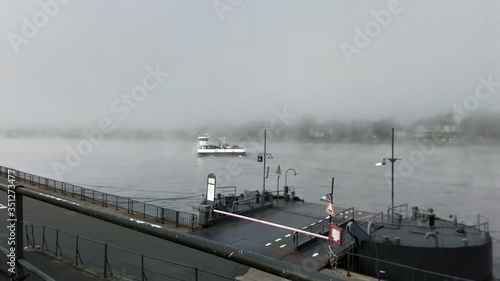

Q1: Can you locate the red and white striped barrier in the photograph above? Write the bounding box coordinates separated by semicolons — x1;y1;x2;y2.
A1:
213;209;329;240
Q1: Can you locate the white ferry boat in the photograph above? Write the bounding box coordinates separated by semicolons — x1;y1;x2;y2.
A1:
197;134;246;156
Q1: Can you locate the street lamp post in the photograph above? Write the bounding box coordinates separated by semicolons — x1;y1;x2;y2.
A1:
375;128;402;224
276;165;282;204
258;129;273;203
284;168;297;188
280;168;297;205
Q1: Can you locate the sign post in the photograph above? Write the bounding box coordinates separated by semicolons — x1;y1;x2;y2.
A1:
206;173;216;204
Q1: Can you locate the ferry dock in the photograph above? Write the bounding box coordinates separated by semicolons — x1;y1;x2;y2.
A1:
0;165;493;280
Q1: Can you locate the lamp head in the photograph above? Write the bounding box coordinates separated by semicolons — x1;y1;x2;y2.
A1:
375;160;387;166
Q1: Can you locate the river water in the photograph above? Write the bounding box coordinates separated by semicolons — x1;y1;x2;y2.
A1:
1;137;499;276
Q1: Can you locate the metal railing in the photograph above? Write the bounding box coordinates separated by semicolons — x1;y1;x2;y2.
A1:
25;225;233;281
388;203;408;220
295;207;359;250
345;252;473;281
477;214;490;232
0;166;198;230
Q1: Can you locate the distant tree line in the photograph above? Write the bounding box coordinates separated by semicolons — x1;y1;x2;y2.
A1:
2;111;500;145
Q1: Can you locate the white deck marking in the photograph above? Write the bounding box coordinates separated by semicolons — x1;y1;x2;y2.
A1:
275;238;282;242
265;243;272;246
312;253;319;257
280;244;286;248
285;234;292;238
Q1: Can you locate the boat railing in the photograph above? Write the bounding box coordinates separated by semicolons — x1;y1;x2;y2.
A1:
371;222;491;248
295;218;331;250
358;211;384;237
476;214;490;232
231;196;272;213
388;203;408;220
295;207;359;250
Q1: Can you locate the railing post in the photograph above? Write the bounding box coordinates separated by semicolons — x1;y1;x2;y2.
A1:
25;225;30;247
76;236;79;266
103;243;112;278
55;229;59;257
128;199;134;214
175;211;179;227
31;225;35;248
143;203;146;219
161;208;165;224
104;243;107;277
195;267;198;281
74;237;83;266
42;226;47;252
192;214;196;231
116;196;119;211
92;190;95;204
346;252;351;277
141;254;146;281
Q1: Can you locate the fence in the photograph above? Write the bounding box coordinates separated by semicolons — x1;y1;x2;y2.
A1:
25;225;233;281
0;166;198;230
345;252;473;281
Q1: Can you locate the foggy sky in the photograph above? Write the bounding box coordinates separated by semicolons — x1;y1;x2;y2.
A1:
1;0;499;130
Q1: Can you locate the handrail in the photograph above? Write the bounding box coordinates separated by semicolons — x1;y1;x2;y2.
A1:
0;165;198;229
388;203;408;219
25;225;234;280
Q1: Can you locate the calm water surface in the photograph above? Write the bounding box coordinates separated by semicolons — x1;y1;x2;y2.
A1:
1;137;499;276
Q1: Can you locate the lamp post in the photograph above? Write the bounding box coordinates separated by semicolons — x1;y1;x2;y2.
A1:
258;129;273;200
276;165;282;204
375;128;401;224
284;168;297;188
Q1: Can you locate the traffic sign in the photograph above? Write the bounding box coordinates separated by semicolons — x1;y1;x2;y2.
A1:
329;224;342;245
325;202;335;216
